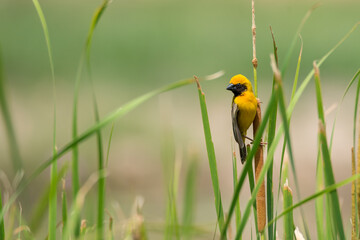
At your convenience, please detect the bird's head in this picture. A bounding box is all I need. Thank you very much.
[226,74,253,96]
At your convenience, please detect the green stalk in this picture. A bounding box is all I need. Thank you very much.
[246,146,259,239]
[267,27,278,240]
[194,77,226,235]
[31,1,57,239]
[231,146,241,234]
[70,1,110,238]
[283,181,294,240]
[62,180,68,239]
[315,144,324,240]
[0,191,4,240]
[314,62,345,239]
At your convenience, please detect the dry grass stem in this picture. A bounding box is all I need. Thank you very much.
[251,0,257,68]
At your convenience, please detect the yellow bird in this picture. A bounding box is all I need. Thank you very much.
[226,74,257,163]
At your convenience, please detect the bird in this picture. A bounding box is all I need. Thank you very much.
[226,74,258,164]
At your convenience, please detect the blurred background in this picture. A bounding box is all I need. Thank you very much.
[0,0,360,238]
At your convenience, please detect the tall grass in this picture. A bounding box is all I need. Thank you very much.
[31,1,58,239]
[1,1,360,239]
[194,76,226,236]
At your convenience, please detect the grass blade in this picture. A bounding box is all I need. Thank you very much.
[283,180,294,240]
[31,1,58,239]
[62,179,67,239]
[231,145,241,233]
[272,54,311,238]
[194,77,226,236]
[0,190,4,240]
[315,143,324,240]
[0,49,23,173]
[314,62,345,239]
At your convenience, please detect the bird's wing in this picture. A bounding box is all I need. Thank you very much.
[231,102,247,163]
[231,102,242,144]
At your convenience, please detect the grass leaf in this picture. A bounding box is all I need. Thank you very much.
[283,180,294,240]
[314,62,345,239]
[194,77,226,236]
[31,1,58,239]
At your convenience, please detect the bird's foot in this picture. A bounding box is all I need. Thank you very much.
[245,136,267,146]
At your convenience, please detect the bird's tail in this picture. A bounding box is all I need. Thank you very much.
[239,144,247,164]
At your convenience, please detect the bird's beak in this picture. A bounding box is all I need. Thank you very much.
[226,83,235,91]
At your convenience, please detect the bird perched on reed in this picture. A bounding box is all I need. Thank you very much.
[226,74,257,163]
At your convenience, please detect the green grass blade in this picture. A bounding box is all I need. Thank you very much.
[272,55,311,238]
[266,27,279,240]
[62,180,68,239]
[246,148,259,239]
[221,92,278,239]
[105,123,115,168]
[0,71,224,225]
[77,2,110,238]
[0,48,23,173]
[315,143,324,240]
[194,77,225,236]
[283,181,294,240]
[314,62,345,239]
[231,146,241,233]
[0,190,4,240]
[353,74,360,147]
[183,154,198,239]
[269,173,360,226]
[31,1,58,239]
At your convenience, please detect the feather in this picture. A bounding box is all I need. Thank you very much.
[231,102,247,163]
